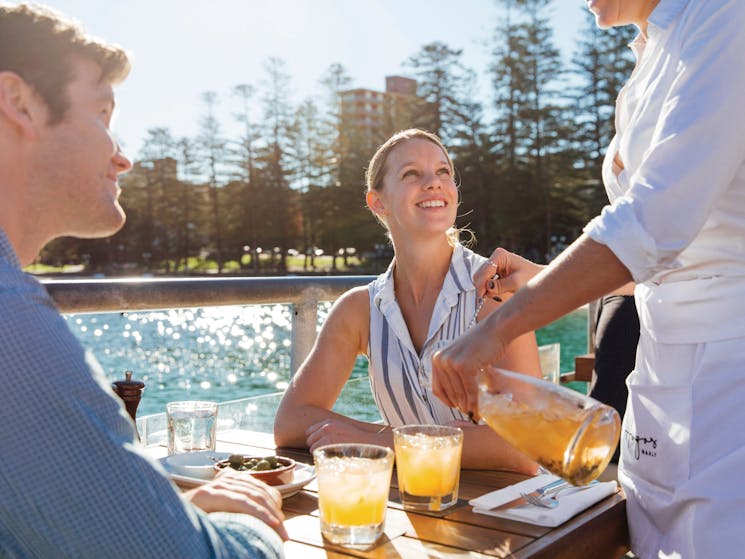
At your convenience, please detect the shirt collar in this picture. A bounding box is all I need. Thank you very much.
[372,243,477,354]
[629,33,647,60]
[0,226,21,269]
[373,259,396,311]
[441,243,475,303]
[373,243,474,312]
[630,0,687,60]
[648,0,688,33]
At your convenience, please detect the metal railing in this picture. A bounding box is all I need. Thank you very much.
[43,275,596,378]
[42,276,374,374]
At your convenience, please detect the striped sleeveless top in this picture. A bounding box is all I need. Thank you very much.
[366,244,486,426]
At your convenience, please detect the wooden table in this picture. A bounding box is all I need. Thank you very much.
[153,429,630,558]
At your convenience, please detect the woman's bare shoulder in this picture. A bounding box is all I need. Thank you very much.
[333,285,370,314]
[323,286,371,351]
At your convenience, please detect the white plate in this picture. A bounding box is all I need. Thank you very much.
[159,453,316,499]
[162,450,225,480]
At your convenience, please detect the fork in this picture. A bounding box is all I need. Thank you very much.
[521,481,598,509]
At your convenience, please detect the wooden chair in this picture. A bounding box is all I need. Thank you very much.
[560,353,595,384]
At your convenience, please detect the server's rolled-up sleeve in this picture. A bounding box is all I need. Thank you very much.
[584,2,745,284]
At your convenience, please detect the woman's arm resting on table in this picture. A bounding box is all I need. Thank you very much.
[432,235,632,415]
[305,417,393,452]
[273,287,375,449]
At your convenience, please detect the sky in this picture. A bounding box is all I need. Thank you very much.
[28,0,589,157]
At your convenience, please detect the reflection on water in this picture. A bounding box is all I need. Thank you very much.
[66,304,587,419]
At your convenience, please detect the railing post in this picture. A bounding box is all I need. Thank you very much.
[291,299,318,375]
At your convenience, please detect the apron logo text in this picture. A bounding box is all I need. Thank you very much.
[624,429,657,460]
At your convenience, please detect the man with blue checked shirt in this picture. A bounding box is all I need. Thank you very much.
[0,3,286,557]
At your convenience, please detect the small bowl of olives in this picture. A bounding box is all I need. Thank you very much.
[214,454,296,485]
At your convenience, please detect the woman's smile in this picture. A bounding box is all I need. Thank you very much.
[416,198,447,209]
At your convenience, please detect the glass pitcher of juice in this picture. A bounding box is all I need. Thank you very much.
[477,367,620,485]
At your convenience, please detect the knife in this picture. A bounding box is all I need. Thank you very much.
[486,478,569,512]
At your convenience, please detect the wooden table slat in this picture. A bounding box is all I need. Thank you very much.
[402,509,534,558]
[284,513,515,559]
[444,506,550,539]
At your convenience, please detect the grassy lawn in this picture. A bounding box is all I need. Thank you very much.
[26,254,368,275]
[25,263,86,274]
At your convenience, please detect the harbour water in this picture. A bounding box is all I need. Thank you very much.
[66,304,589,424]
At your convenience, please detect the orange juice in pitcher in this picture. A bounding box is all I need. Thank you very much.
[478,367,620,485]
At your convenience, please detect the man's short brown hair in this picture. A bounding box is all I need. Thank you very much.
[0,2,131,123]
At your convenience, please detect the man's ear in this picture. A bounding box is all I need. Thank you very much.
[366,189,387,217]
[0,72,45,139]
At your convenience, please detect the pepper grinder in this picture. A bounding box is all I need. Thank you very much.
[112,370,145,438]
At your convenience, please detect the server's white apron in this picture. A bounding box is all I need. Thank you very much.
[619,279,745,558]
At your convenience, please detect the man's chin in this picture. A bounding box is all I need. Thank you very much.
[69,209,126,239]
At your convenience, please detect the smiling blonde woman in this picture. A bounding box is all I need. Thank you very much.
[274,129,541,472]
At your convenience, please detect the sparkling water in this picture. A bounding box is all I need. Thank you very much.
[65,304,587,419]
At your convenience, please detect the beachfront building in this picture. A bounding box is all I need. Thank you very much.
[340,75,422,143]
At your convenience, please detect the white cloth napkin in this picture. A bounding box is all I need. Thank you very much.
[469,474,618,527]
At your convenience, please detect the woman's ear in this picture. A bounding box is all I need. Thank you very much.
[0,72,44,140]
[366,189,387,216]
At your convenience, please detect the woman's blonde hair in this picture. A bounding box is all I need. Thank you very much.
[365,128,472,247]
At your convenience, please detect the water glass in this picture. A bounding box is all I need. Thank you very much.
[393,424,463,511]
[166,401,218,455]
[478,367,620,485]
[313,444,394,549]
[538,343,561,384]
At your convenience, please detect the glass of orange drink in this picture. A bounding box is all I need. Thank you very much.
[312,444,394,548]
[393,425,463,511]
[478,367,621,486]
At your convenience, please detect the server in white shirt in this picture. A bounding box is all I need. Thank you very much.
[432,1,745,557]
